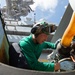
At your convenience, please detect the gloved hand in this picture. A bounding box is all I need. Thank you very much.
[47,39,61,62]
[55,38,61,48]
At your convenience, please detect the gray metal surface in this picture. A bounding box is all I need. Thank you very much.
[7,35,27,43]
[5,26,31,32]
[0,62,75,75]
[51,4,73,43]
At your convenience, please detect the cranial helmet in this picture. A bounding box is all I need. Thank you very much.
[31,21,50,35]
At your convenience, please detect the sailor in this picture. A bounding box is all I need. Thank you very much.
[9,21,60,72]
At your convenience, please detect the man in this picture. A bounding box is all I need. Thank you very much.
[19,21,60,71]
[9,21,60,72]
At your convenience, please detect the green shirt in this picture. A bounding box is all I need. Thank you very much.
[19,34,56,72]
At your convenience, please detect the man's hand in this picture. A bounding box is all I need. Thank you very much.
[55,38,61,48]
[54,63,60,71]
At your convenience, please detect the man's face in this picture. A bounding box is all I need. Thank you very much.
[36,33,48,44]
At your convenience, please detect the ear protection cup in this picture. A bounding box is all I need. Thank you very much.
[31,26,39,34]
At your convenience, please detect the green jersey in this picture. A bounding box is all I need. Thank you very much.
[19,34,56,72]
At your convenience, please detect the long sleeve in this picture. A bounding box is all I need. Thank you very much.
[20,42,55,72]
[43,42,56,49]
[19,35,55,72]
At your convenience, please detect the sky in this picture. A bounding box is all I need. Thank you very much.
[0,0,69,25]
